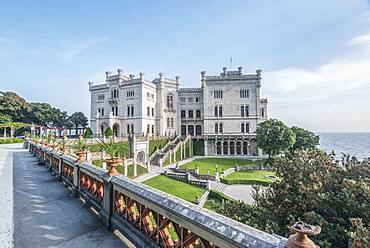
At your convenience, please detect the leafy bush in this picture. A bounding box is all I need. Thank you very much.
[84,127,93,138]
[104,127,113,138]
[0,138,23,144]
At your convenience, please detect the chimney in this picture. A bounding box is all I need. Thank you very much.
[139,72,144,81]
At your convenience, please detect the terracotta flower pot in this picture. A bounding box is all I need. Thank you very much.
[75,151,86,163]
[105,158,122,176]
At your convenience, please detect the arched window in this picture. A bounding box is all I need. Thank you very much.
[245,106,249,117]
[216,141,222,155]
[241,106,244,117]
[215,123,218,133]
[219,123,223,133]
[188,110,193,118]
[246,123,250,133]
[167,118,170,127]
[236,141,242,155]
[214,106,218,116]
[230,141,235,155]
[243,141,249,155]
[223,141,228,155]
[219,106,223,117]
[170,118,174,127]
[167,94,173,109]
[241,123,245,133]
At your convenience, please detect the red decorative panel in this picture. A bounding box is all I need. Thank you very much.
[113,191,218,248]
[79,172,104,203]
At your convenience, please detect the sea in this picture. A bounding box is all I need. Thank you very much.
[317,132,370,159]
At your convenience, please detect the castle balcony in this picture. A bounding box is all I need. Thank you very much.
[108,97,119,104]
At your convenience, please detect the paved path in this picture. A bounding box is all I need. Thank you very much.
[0,144,17,248]
[223,184,255,204]
[0,143,132,248]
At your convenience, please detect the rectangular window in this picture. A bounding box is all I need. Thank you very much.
[127,91,134,98]
[167,118,170,127]
[127,106,130,116]
[188,110,193,118]
[195,97,200,102]
[261,108,265,117]
[240,89,249,98]
[127,125,130,134]
[180,97,186,103]
[97,95,104,101]
[147,124,150,134]
[147,107,150,116]
[214,90,223,99]
[188,97,193,103]
[170,118,174,127]
[196,110,201,118]
[151,94,154,99]
[151,108,154,117]
[131,106,134,116]
[181,110,186,118]
[147,92,150,98]
[151,125,154,134]
[131,124,134,134]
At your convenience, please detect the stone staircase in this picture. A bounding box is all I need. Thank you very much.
[149,136,182,166]
[211,181,227,193]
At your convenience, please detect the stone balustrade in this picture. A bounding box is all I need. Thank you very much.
[29,142,293,248]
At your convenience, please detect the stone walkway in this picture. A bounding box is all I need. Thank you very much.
[0,144,16,248]
[0,143,132,248]
[223,184,255,203]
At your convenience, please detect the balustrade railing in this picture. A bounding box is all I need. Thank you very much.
[28,141,289,248]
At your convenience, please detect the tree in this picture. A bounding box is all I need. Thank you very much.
[0,91,31,122]
[256,119,295,158]
[68,112,88,136]
[291,126,320,151]
[253,150,370,247]
[84,127,93,138]
[28,102,63,126]
[104,127,113,138]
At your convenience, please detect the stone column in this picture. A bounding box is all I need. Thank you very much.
[124,160,128,177]
[204,138,208,156]
[147,160,151,172]
[3,127,6,138]
[133,163,137,177]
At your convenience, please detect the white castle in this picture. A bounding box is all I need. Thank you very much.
[89,66,268,156]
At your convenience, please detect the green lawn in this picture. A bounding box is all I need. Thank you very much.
[180,158,260,175]
[91,159,147,179]
[221,170,276,185]
[143,175,206,204]
[87,141,131,158]
[149,138,169,156]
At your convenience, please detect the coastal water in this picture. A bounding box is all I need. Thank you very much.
[317,133,370,159]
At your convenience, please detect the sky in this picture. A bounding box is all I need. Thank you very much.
[0,0,370,132]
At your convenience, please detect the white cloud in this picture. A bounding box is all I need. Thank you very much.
[58,38,108,62]
[264,33,370,106]
[262,33,370,131]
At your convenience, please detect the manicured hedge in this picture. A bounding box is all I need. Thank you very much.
[220,178,271,186]
[0,138,23,144]
[192,139,204,156]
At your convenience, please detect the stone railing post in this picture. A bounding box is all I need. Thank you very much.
[73,161,80,197]
[123,160,128,177]
[101,174,113,229]
[159,158,163,168]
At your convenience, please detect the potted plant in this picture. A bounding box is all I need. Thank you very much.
[97,137,122,176]
[73,136,87,162]
[59,135,68,154]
